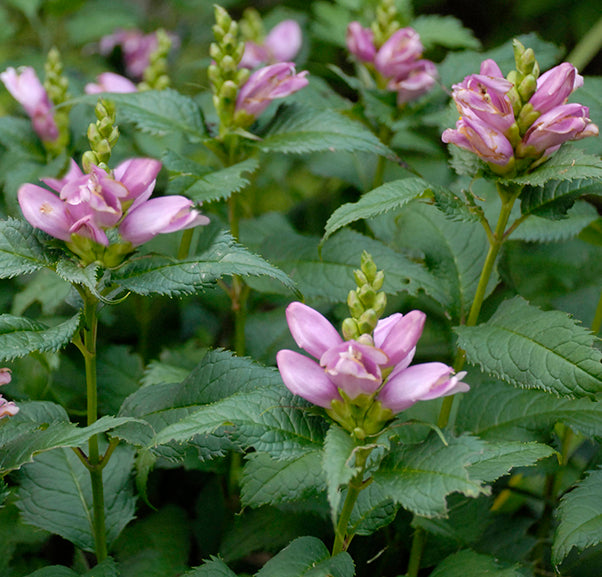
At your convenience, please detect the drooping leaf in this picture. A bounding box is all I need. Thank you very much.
[0,313,81,363]
[17,445,136,551]
[430,550,524,577]
[553,468,602,563]
[455,297,602,397]
[373,434,488,518]
[111,231,297,297]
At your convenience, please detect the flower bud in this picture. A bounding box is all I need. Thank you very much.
[342,317,360,340]
[517,74,537,103]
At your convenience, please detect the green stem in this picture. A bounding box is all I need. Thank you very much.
[177,228,195,260]
[81,292,108,564]
[591,288,602,335]
[566,15,602,71]
[406,527,426,577]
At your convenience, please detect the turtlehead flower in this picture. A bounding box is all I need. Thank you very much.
[346,22,376,63]
[276,302,468,417]
[0,66,59,141]
[235,62,308,120]
[373,28,424,79]
[240,20,303,69]
[85,72,138,94]
[529,62,584,115]
[0,368,19,419]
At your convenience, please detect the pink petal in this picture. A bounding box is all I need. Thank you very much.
[285,302,343,359]
[18,184,73,241]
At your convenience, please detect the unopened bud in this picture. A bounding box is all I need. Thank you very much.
[210,43,222,61]
[358,284,376,307]
[342,317,360,340]
[358,309,378,334]
[518,48,536,75]
[372,270,385,291]
[373,292,387,316]
[353,269,368,287]
[347,289,364,318]
[517,103,541,134]
[360,251,378,281]
[517,74,537,103]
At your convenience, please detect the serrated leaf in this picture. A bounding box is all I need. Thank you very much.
[455,297,602,397]
[256,536,355,577]
[520,178,602,219]
[183,558,237,577]
[17,445,136,551]
[0,218,55,279]
[322,177,435,242]
[505,146,602,187]
[413,15,481,50]
[165,154,260,203]
[11,269,71,316]
[255,103,395,159]
[456,379,602,441]
[25,568,78,577]
[55,259,101,294]
[349,482,398,536]
[430,550,523,577]
[0,313,81,363]
[241,450,324,508]
[553,468,602,563]
[468,440,556,482]
[373,434,488,518]
[111,231,297,297]
[78,90,207,141]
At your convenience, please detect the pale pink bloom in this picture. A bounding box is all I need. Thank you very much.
[374,27,424,79]
[240,20,303,69]
[85,72,138,94]
[236,62,309,118]
[0,66,58,141]
[0,368,19,419]
[100,29,159,79]
[529,62,584,115]
[346,22,376,63]
[388,59,438,105]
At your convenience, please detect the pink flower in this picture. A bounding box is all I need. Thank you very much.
[240,20,303,69]
[85,72,138,94]
[387,59,438,105]
[529,62,584,115]
[346,22,376,63]
[235,62,309,118]
[0,66,58,141]
[0,368,19,419]
[276,302,466,414]
[100,29,159,79]
[374,28,424,79]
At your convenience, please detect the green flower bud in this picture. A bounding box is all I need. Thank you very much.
[517,74,537,103]
[372,270,385,291]
[353,269,368,287]
[357,284,376,307]
[517,102,541,134]
[373,292,387,317]
[358,309,378,334]
[347,289,364,318]
[342,317,360,340]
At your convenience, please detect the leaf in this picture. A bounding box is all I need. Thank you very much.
[0,313,81,363]
[553,468,602,563]
[17,445,136,551]
[240,450,325,508]
[456,379,602,442]
[55,259,101,295]
[255,103,395,159]
[111,231,297,297]
[430,550,523,577]
[25,559,120,577]
[165,154,260,203]
[349,482,398,536]
[25,568,78,577]
[183,558,237,577]
[322,177,435,242]
[373,434,488,518]
[255,536,355,577]
[520,178,602,219]
[11,269,71,316]
[455,297,602,397]
[413,15,481,50]
[0,218,55,279]
[78,90,207,141]
[505,146,602,187]
[0,116,44,157]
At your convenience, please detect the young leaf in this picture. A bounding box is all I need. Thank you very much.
[0,218,56,279]
[455,297,602,397]
[255,536,355,577]
[430,550,524,577]
[182,558,237,577]
[373,434,488,518]
[553,468,602,564]
[17,445,136,551]
[255,103,396,160]
[111,231,297,297]
[0,313,81,363]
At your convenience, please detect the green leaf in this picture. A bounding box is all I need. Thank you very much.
[11,269,71,316]
[413,15,481,50]
[241,450,325,508]
[25,568,78,577]
[505,146,602,187]
[25,559,119,577]
[165,154,260,203]
[553,468,602,563]
[456,379,602,442]
[255,104,395,159]
[322,177,435,242]
[349,482,398,536]
[112,231,297,297]
[373,434,488,518]
[256,536,355,577]
[0,117,44,157]
[183,558,237,577]
[0,313,81,363]
[78,90,207,141]
[430,550,523,577]
[55,259,101,295]
[455,297,602,397]
[17,445,136,551]
[0,218,55,279]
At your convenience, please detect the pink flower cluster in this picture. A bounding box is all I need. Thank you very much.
[277,302,468,414]
[442,60,598,172]
[0,369,18,419]
[0,67,58,142]
[85,72,137,95]
[18,158,209,250]
[346,23,437,104]
[240,20,303,69]
[100,29,162,79]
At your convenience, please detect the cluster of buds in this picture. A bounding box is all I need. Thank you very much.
[82,99,120,173]
[276,253,468,438]
[0,369,18,419]
[43,48,71,153]
[442,40,599,176]
[346,0,437,105]
[239,8,303,69]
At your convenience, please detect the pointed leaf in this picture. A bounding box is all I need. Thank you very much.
[349,482,398,536]
[553,468,602,563]
[0,313,81,362]
[430,550,524,577]
[455,297,602,397]
[183,558,237,577]
[413,15,480,50]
